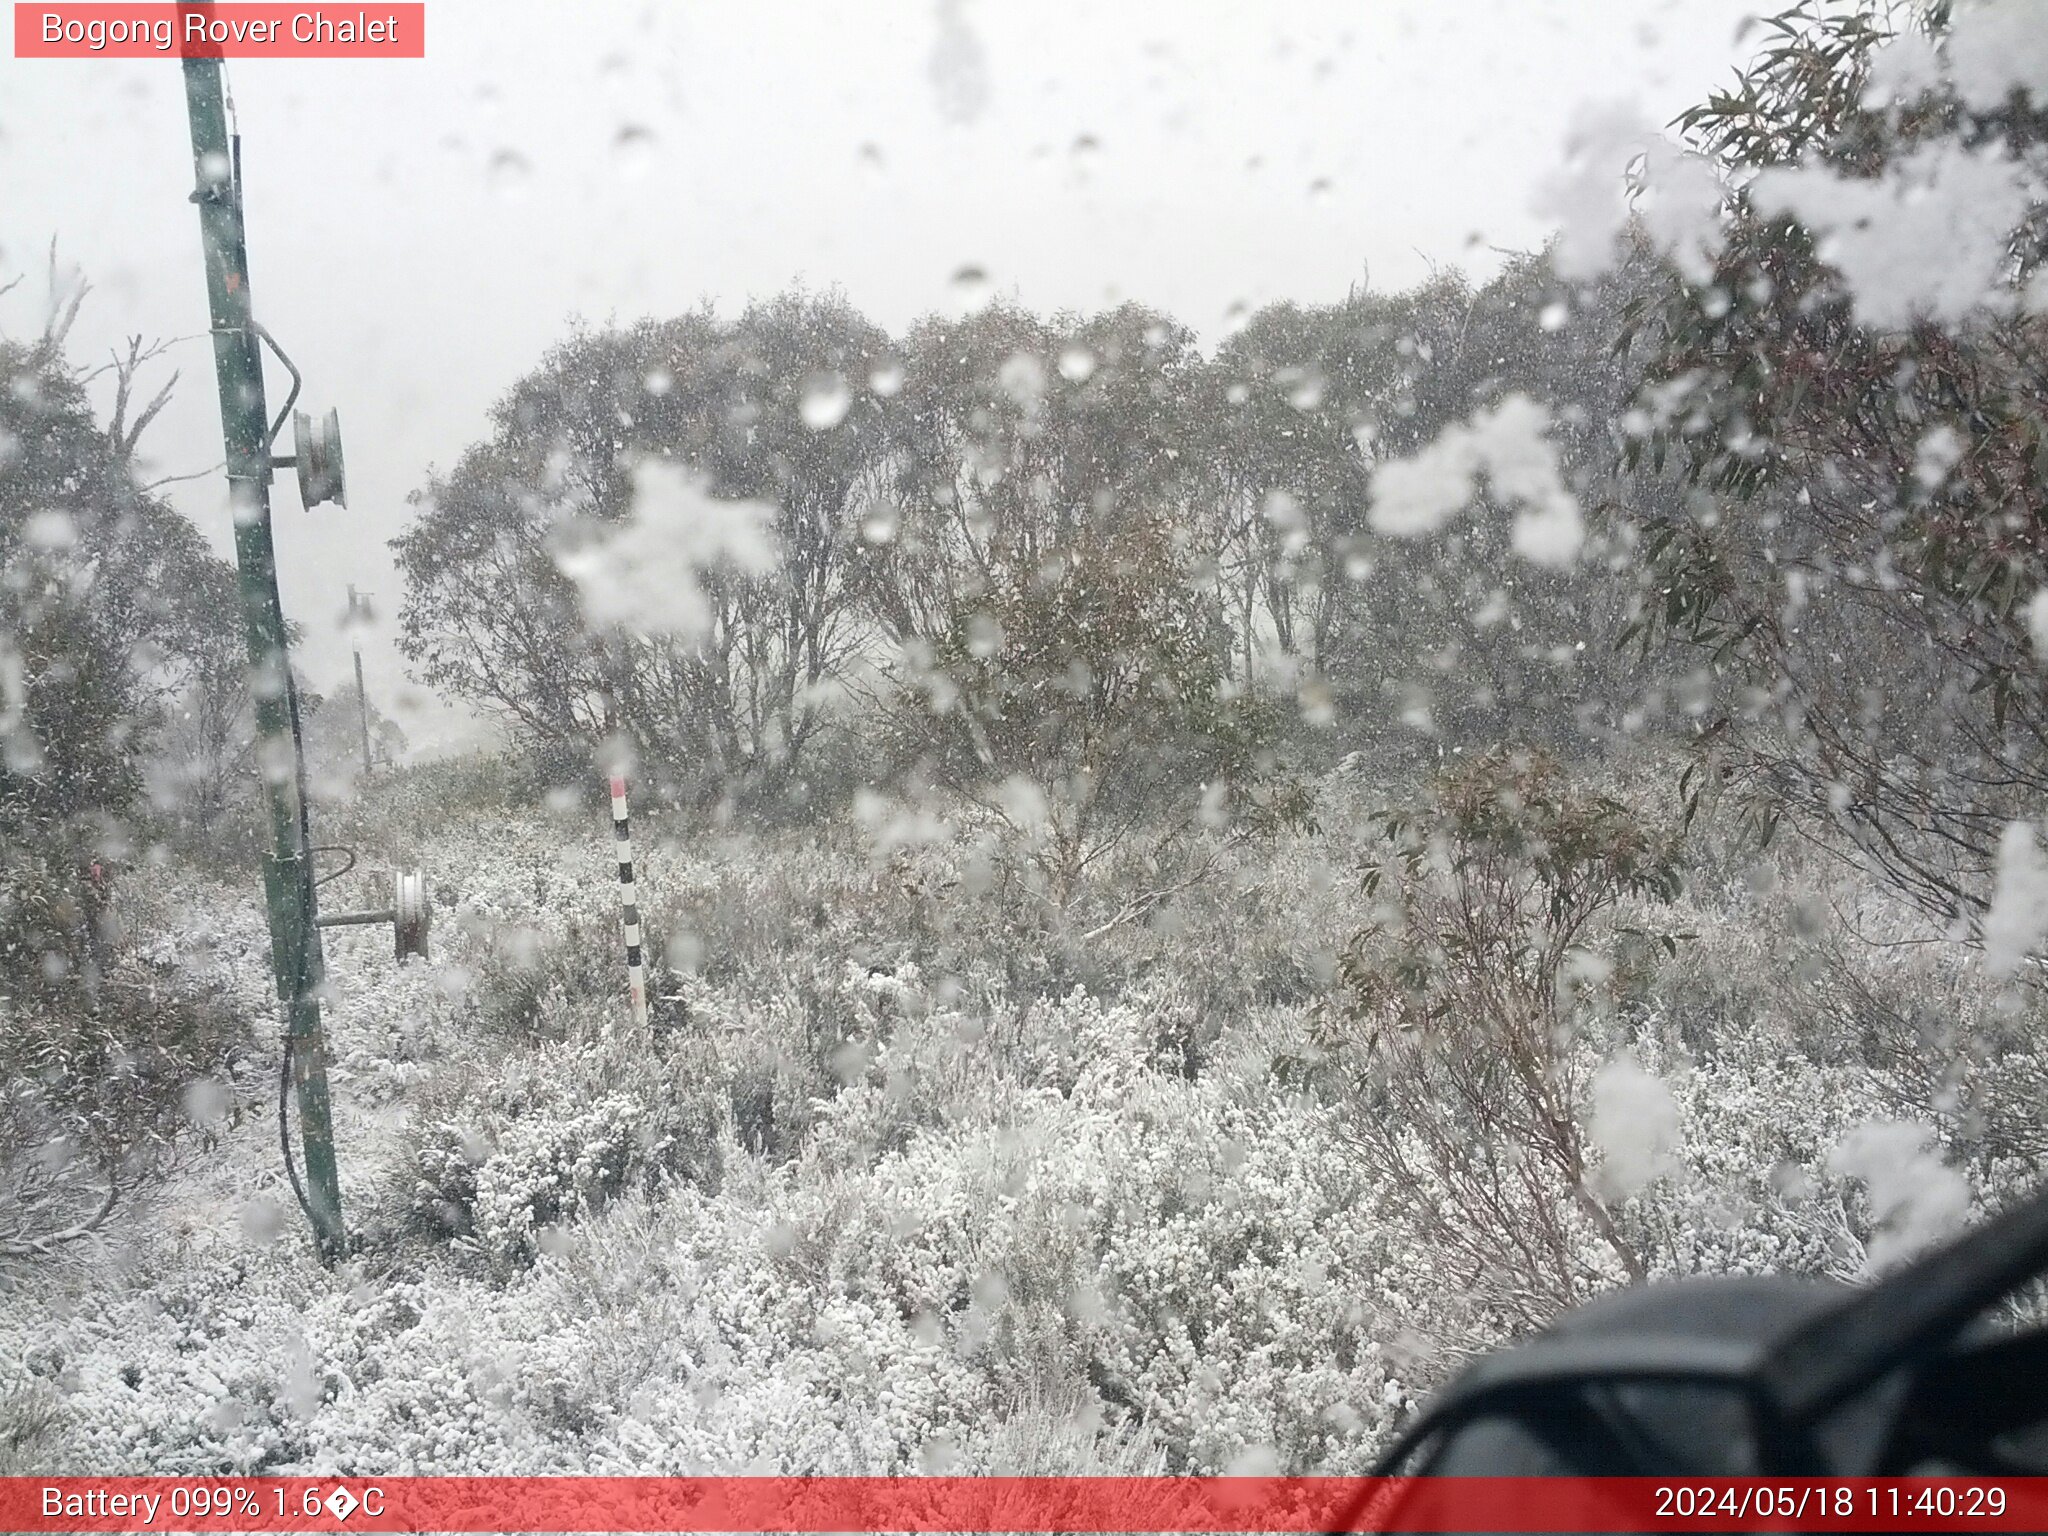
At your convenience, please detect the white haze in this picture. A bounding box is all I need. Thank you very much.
[0,0,1760,754]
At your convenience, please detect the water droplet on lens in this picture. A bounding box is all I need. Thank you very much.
[1057,346,1096,383]
[612,124,655,180]
[947,264,993,317]
[870,362,905,397]
[800,372,852,430]
[488,148,532,200]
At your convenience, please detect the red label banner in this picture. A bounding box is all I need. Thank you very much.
[14,4,425,58]
[2,1476,2045,1532]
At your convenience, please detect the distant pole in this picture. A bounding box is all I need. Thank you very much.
[347,585,373,776]
[182,53,345,1261]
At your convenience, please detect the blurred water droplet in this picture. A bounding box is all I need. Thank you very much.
[800,372,852,431]
[951,264,991,301]
[183,1078,232,1126]
[862,507,899,544]
[1071,132,1101,159]
[1287,373,1325,411]
[666,931,704,973]
[241,1197,287,1246]
[1299,678,1336,727]
[858,141,886,173]
[928,0,990,124]
[870,362,905,397]
[998,351,1046,409]
[966,612,1003,659]
[612,123,655,180]
[24,510,77,550]
[1057,345,1096,383]
[1539,300,1568,332]
[487,148,532,200]
[643,367,674,396]
[1309,176,1333,202]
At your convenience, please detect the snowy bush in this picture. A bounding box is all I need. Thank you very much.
[403,1034,722,1277]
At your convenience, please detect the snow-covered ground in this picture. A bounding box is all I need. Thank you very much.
[0,775,2030,1476]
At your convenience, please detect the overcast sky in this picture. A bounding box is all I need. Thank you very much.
[0,0,1760,753]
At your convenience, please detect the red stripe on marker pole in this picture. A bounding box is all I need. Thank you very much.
[5,1477,2047,1532]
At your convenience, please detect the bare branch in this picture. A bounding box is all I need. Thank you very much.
[138,458,226,493]
[40,239,88,354]
[0,1175,119,1260]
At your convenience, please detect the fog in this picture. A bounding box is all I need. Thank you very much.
[1,0,1755,752]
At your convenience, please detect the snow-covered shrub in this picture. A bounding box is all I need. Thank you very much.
[1326,748,1685,1320]
[0,1382,65,1473]
[403,1034,722,1276]
[12,749,2047,1481]
[418,1092,640,1274]
[2,957,248,1260]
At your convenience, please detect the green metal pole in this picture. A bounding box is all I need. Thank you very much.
[181,56,346,1261]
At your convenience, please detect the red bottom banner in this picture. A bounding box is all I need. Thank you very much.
[3,1476,2045,1533]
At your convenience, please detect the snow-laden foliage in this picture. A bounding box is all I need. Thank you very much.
[12,0,2048,1485]
[6,756,2038,1475]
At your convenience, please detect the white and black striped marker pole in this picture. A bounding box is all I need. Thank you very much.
[609,771,650,1031]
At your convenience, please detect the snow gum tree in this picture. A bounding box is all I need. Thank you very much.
[1327,747,1685,1325]
[394,293,890,806]
[1621,0,2048,936]
[859,303,1306,925]
[0,312,247,1259]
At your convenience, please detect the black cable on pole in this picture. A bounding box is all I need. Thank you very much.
[277,656,328,1249]
[278,1028,314,1232]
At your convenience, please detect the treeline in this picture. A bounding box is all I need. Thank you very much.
[9,7,2041,949]
[394,252,1701,823]
[396,0,2048,948]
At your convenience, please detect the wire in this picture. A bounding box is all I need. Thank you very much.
[309,844,358,889]
[278,1026,312,1231]
[276,659,333,1256]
